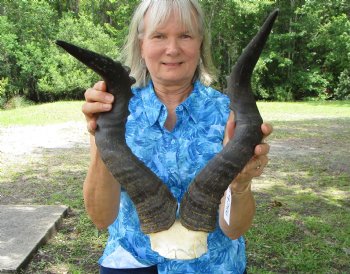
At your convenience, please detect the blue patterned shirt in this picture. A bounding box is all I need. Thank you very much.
[99,80,247,273]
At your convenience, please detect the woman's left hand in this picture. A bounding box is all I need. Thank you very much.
[223,111,273,192]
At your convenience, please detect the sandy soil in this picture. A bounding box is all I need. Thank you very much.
[0,122,90,166]
[1,119,349,175]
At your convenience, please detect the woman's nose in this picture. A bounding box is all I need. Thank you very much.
[165,38,180,56]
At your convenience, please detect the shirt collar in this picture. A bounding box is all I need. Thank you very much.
[181,80,201,124]
[141,80,204,127]
[141,81,164,126]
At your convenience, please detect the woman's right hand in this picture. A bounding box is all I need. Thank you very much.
[82,81,114,135]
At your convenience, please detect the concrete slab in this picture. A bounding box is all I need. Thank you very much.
[0,205,68,273]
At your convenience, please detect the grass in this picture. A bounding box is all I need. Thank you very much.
[258,100,350,121]
[247,100,350,273]
[1,100,349,126]
[0,100,84,126]
[1,100,349,273]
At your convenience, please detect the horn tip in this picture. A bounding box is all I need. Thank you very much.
[55,40,71,50]
[55,40,65,46]
[271,8,280,18]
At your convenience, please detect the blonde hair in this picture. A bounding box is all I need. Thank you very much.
[122,0,217,87]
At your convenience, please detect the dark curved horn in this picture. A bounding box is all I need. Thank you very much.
[179,9,279,232]
[56,40,177,234]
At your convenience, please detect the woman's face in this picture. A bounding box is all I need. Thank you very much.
[140,11,202,88]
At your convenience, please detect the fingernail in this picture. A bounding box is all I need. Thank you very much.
[256,146,262,154]
[105,94,114,102]
[103,104,111,110]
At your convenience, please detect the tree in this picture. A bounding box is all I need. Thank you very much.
[78,0,139,48]
[248,0,350,100]
[200,0,276,91]
[0,15,18,103]
[38,13,119,100]
[334,69,350,100]
[1,0,59,102]
[1,0,349,104]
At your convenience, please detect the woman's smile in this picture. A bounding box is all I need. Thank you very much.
[162,61,184,67]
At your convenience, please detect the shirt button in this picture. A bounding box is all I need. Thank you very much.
[177,105,183,111]
[171,139,176,145]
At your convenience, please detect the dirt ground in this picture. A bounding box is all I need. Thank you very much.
[1,118,349,193]
[0,119,350,178]
[0,116,349,273]
[1,117,349,208]
[0,122,89,166]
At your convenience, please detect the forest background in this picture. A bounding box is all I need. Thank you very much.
[0,0,349,108]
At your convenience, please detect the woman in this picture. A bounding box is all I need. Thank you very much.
[83,0,272,273]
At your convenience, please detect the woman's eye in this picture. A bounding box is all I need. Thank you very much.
[153,34,164,39]
[181,34,192,39]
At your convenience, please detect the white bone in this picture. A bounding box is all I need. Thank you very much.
[149,220,208,259]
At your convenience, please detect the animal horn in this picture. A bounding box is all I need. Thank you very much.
[56,40,177,234]
[179,9,279,232]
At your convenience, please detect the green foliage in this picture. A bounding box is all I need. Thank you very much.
[305,12,350,99]
[79,0,139,48]
[3,96,34,110]
[0,16,16,75]
[1,0,58,102]
[0,0,349,103]
[0,16,18,101]
[38,14,118,101]
[0,78,9,108]
[293,69,330,101]
[244,0,350,100]
[200,0,275,90]
[334,69,350,100]
[102,0,140,48]
[0,0,118,105]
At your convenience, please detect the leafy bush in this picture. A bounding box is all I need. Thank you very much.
[334,69,350,100]
[288,69,331,101]
[37,14,119,101]
[1,0,349,102]
[4,96,34,110]
[0,78,9,108]
[0,16,18,103]
[0,0,59,102]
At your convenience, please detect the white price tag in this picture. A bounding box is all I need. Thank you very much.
[224,186,232,225]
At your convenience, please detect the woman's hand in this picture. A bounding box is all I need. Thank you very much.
[82,81,114,135]
[82,82,121,229]
[223,111,273,192]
